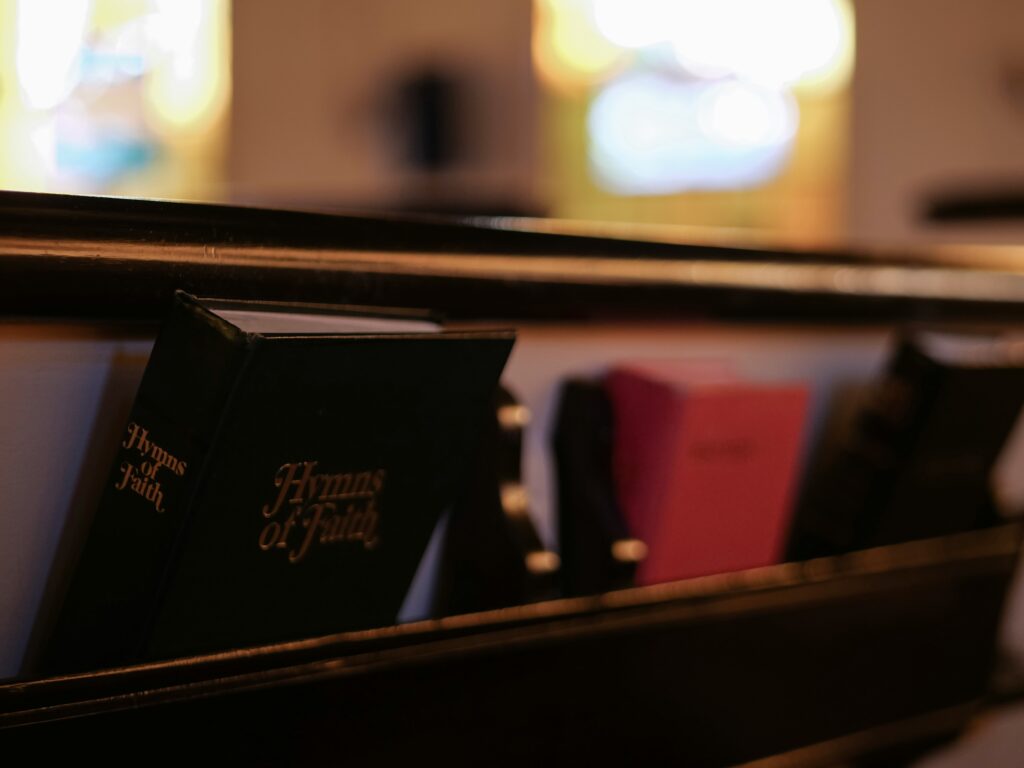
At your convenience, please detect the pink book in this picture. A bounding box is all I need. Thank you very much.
[606,363,809,585]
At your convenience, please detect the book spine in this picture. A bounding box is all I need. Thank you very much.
[606,368,687,547]
[871,362,1024,544]
[435,387,558,615]
[554,379,639,596]
[787,339,941,559]
[38,294,251,673]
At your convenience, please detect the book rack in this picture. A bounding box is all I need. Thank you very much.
[2,192,1024,764]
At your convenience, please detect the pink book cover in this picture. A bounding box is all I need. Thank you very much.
[606,363,809,585]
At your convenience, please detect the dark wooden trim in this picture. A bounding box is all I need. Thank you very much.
[4,191,1024,323]
[3,527,1017,729]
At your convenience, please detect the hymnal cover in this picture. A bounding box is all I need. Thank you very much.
[788,333,1024,559]
[607,362,809,585]
[553,379,642,596]
[41,292,514,672]
[434,388,560,615]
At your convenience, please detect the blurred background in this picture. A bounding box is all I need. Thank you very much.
[1,0,1023,246]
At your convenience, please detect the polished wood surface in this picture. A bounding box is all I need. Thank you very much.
[2,527,1017,767]
[2,191,1024,323]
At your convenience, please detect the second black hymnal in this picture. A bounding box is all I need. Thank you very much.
[788,332,1024,558]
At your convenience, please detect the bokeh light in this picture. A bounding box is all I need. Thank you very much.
[534,0,852,198]
[591,0,674,50]
[0,0,230,197]
[588,74,796,194]
[15,0,91,110]
[533,0,628,94]
[667,0,852,92]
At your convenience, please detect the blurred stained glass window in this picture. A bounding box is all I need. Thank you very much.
[0,0,230,199]
[533,0,854,243]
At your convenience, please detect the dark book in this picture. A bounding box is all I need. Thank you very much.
[40,292,513,673]
[434,388,560,615]
[788,333,1024,559]
[553,379,643,596]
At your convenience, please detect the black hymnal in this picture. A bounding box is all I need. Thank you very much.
[41,292,513,673]
[788,332,1024,559]
[434,388,559,615]
[553,379,641,596]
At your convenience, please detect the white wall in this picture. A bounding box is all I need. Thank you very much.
[0,326,152,676]
[229,0,538,211]
[850,0,1024,244]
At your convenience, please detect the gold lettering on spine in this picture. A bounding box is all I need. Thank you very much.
[257,460,386,563]
[113,422,185,514]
